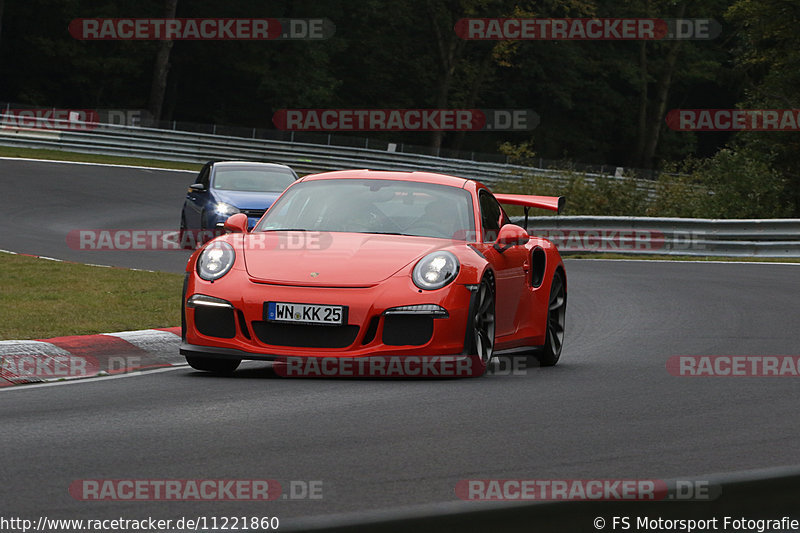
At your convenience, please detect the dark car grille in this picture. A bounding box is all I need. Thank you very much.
[382,315,433,346]
[241,209,266,218]
[194,307,236,339]
[252,321,359,348]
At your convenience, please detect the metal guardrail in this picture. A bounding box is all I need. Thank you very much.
[0,103,662,175]
[0,115,648,187]
[515,216,800,258]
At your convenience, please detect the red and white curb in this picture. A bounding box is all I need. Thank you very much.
[0,327,183,387]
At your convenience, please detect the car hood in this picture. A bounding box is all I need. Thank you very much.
[242,232,448,287]
[213,189,282,210]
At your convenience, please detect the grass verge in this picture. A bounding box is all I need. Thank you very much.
[1,247,796,341]
[0,145,202,171]
[0,252,182,340]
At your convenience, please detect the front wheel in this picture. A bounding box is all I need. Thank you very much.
[467,276,496,377]
[179,213,193,249]
[185,355,241,374]
[534,271,566,367]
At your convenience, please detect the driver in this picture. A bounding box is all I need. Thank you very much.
[417,199,459,238]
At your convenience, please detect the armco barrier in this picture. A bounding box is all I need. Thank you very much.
[3,117,797,258]
[0,114,650,187]
[516,216,800,258]
[284,465,800,532]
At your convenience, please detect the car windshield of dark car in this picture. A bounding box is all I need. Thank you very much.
[255,179,475,240]
[212,168,295,193]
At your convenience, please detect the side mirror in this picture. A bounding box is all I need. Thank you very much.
[493,224,529,252]
[224,213,248,233]
[189,183,206,192]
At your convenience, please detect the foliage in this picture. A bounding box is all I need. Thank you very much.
[497,148,790,219]
[0,0,797,217]
[688,148,791,218]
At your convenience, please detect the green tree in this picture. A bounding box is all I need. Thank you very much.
[0,0,5,64]
[726,0,800,214]
[148,0,178,122]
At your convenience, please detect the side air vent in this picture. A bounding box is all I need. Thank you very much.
[531,247,546,288]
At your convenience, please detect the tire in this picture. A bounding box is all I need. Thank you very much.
[179,214,192,249]
[185,355,241,374]
[467,276,496,377]
[197,210,208,245]
[534,270,566,367]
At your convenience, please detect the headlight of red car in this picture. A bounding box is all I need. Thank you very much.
[412,251,460,290]
[197,241,235,281]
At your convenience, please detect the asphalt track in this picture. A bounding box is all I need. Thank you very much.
[1,158,195,272]
[2,159,800,528]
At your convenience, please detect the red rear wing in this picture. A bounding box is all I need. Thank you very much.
[494,193,565,214]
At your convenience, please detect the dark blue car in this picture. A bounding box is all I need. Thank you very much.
[180,161,298,242]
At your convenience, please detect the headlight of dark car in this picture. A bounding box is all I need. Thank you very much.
[215,202,241,217]
[197,241,235,281]
[412,251,459,290]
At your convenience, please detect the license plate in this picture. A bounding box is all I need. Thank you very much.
[265,302,346,325]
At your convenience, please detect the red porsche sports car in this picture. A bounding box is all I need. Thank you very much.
[180,170,566,377]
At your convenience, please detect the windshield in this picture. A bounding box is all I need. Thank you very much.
[212,168,295,193]
[255,179,475,239]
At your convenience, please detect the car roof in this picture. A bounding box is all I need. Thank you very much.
[211,161,294,170]
[300,169,470,188]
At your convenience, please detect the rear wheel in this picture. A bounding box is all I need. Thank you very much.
[534,271,566,367]
[185,355,241,374]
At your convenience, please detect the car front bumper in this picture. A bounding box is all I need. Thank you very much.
[183,274,476,360]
